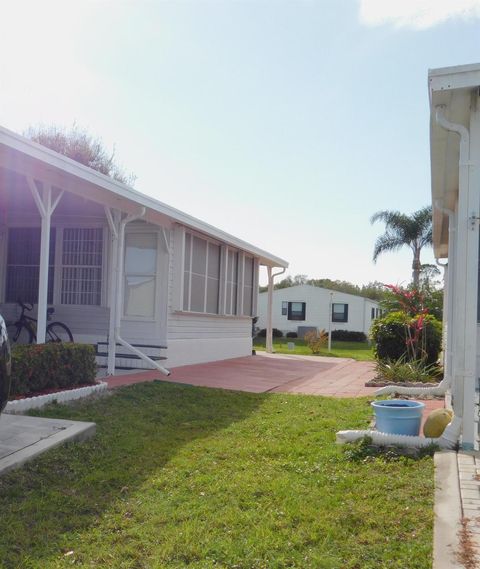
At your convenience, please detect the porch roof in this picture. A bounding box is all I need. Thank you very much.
[429,63,480,258]
[0,125,288,269]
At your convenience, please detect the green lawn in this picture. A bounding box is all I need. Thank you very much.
[0,382,432,568]
[254,338,375,361]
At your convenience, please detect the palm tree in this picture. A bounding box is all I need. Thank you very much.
[370,206,433,287]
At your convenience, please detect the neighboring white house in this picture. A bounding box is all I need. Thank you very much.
[0,125,288,372]
[256,284,380,337]
[429,62,480,450]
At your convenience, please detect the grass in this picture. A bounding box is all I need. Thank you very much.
[254,337,375,361]
[0,382,433,568]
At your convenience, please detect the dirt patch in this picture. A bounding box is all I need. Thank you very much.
[457,517,479,569]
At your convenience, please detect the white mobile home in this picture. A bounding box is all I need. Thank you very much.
[257,284,380,337]
[0,126,288,372]
[429,63,480,449]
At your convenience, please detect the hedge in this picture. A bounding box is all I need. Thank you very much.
[331,330,367,342]
[256,328,283,338]
[10,343,97,397]
[370,311,442,365]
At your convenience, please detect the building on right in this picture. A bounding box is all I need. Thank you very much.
[429,62,480,449]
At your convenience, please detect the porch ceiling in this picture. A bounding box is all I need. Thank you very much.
[0,126,288,268]
[429,63,480,258]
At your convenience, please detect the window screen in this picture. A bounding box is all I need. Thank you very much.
[61,228,103,305]
[6,227,55,304]
[225,250,238,315]
[242,255,255,316]
[183,233,220,314]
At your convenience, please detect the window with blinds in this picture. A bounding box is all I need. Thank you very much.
[124,233,157,318]
[6,227,55,304]
[61,228,103,305]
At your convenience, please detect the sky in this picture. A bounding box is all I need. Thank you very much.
[1,0,479,287]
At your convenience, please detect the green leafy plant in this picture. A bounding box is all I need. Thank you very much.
[286,331,298,338]
[10,343,97,396]
[374,356,442,384]
[304,329,328,354]
[370,310,442,365]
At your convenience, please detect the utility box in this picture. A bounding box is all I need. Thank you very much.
[297,326,317,339]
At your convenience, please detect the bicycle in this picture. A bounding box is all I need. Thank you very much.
[6,300,74,344]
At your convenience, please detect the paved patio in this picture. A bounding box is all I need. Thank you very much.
[106,352,379,396]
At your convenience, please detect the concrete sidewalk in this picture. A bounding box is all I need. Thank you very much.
[0,414,95,476]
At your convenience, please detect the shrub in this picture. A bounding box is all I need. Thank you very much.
[331,330,367,342]
[374,356,442,384]
[370,311,442,365]
[286,332,298,338]
[257,328,283,338]
[10,343,97,397]
[304,329,328,355]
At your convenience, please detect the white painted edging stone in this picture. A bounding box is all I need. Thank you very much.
[4,382,108,414]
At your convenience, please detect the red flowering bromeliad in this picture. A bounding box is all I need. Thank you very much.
[383,284,427,317]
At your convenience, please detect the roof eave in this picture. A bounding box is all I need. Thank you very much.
[0,125,288,268]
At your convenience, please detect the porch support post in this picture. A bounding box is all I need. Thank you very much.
[266,267,273,353]
[266,266,286,354]
[105,207,120,375]
[26,177,64,344]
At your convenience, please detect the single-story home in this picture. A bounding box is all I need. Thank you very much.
[429,62,480,449]
[0,125,288,373]
[256,284,380,337]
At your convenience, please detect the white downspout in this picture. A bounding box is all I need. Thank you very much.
[115,208,171,376]
[435,105,479,449]
[266,266,285,353]
[27,178,63,343]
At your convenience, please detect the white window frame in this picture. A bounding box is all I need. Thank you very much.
[1,220,108,307]
[175,227,259,318]
[183,231,222,315]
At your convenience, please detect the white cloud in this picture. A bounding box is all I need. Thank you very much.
[359,0,480,29]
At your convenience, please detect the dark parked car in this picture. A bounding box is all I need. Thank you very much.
[0,314,11,411]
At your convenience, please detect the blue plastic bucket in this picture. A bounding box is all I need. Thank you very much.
[371,399,425,436]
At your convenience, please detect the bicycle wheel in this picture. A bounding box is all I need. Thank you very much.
[46,322,74,343]
[6,323,34,345]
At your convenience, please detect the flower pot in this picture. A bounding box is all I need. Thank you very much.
[371,399,425,436]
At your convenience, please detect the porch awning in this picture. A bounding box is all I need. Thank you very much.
[0,125,288,269]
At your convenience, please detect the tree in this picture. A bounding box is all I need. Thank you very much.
[370,206,433,287]
[25,123,136,186]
